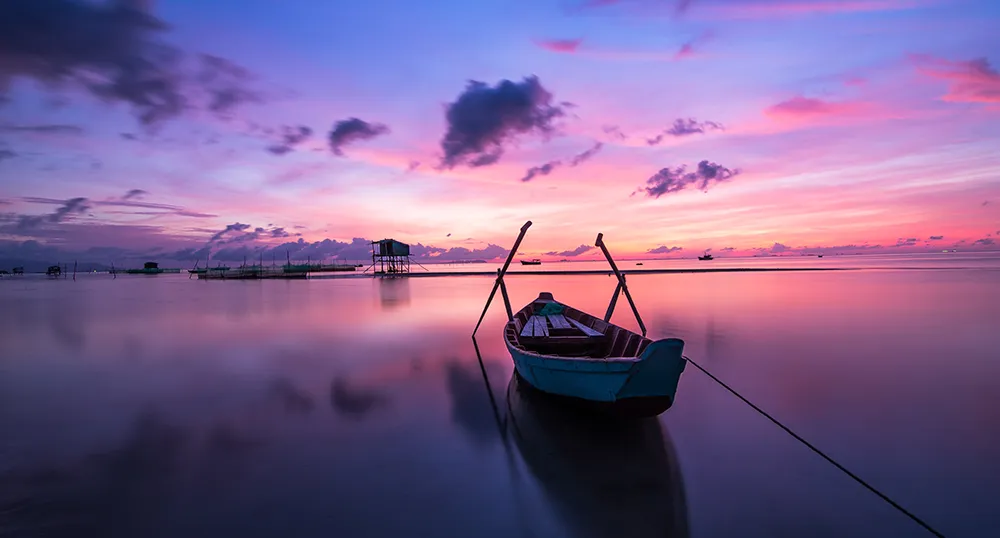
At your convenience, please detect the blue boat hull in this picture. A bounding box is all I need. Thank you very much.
[504,295,686,417]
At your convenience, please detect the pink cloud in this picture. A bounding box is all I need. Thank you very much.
[674,43,696,60]
[698,0,932,19]
[764,96,871,124]
[913,55,1000,106]
[535,39,584,54]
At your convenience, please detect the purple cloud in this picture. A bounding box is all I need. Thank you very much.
[0,124,84,135]
[519,142,603,182]
[267,125,312,155]
[647,245,682,254]
[0,0,261,127]
[440,76,566,169]
[210,222,251,242]
[544,244,594,257]
[328,118,389,156]
[639,160,740,198]
[647,118,724,146]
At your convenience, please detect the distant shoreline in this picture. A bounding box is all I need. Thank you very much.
[310,267,855,279]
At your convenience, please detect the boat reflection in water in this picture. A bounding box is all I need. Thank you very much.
[505,372,689,538]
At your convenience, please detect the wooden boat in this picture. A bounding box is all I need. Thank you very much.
[473,222,687,418]
[698,252,713,261]
[520,258,542,265]
[505,372,689,537]
[505,292,685,417]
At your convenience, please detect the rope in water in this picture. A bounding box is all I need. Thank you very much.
[683,355,946,538]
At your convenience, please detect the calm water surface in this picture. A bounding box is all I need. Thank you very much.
[2,254,999,537]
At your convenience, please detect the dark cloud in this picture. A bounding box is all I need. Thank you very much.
[602,124,628,140]
[327,118,389,156]
[0,148,15,161]
[270,227,289,238]
[519,141,602,182]
[928,235,944,241]
[893,237,918,247]
[15,194,216,222]
[770,242,789,253]
[440,76,566,169]
[406,160,421,172]
[520,161,560,182]
[720,246,735,252]
[195,54,261,115]
[545,244,594,257]
[266,125,312,155]
[647,245,682,254]
[973,238,995,246]
[646,118,723,146]
[983,200,990,206]
[639,160,740,198]
[15,197,91,230]
[0,0,261,127]
[209,222,251,242]
[568,142,603,165]
[122,189,147,200]
[120,132,138,140]
[0,124,84,135]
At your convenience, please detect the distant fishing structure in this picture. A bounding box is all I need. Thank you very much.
[366,239,428,276]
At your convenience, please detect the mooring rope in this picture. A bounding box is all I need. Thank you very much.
[683,355,946,538]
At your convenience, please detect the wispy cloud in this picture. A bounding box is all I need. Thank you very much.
[544,244,593,256]
[0,124,84,135]
[647,245,682,254]
[519,142,603,182]
[535,38,583,53]
[913,55,1000,106]
[267,125,313,155]
[637,160,741,198]
[647,118,723,145]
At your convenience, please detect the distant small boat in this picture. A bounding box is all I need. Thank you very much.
[636,262,644,266]
[697,252,713,261]
[520,259,542,265]
[818,254,824,258]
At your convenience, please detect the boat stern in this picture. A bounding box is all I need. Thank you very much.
[615,338,686,406]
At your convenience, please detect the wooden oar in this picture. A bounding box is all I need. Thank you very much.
[473,221,532,336]
[595,232,647,336]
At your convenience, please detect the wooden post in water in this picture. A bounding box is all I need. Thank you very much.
[473,220,532,336]
[595,233,646,336]
[73,261,77,281]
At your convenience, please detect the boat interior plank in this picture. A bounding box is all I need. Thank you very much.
[566,317,603,337]
[547,314,572,329]
[532,315,550,337]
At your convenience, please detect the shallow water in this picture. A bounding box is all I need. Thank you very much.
[2,255,999,537]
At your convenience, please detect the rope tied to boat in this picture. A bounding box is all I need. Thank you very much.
[682,355,947,538]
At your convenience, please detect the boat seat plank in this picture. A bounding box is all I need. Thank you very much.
[531,315,550,337]
[547,314,572,329]
[520,319,535,337]
[566,317,604,337]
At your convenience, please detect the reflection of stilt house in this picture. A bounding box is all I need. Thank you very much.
[371,239,410,274]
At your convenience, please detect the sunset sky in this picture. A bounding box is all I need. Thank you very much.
[1,0,999,264]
